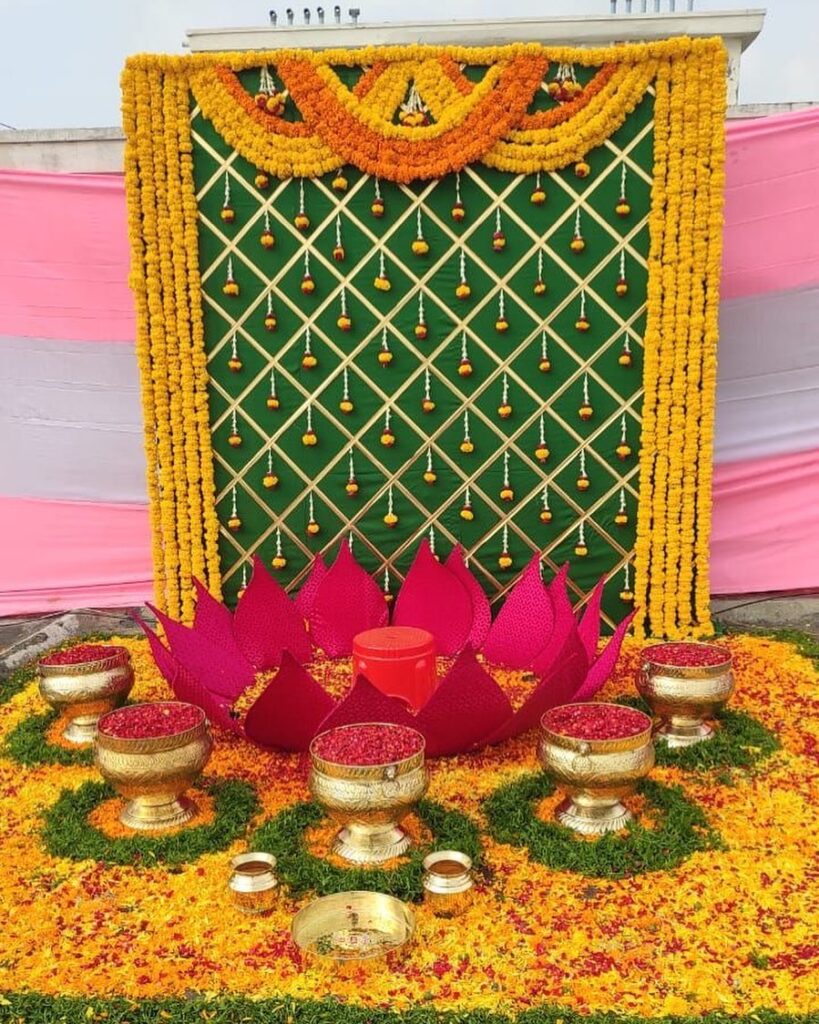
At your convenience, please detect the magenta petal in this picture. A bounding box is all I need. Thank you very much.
[309,542,388,657]
[133,613,239,733]
[295,555,328,619]
[444,546,491,650]
[233,556,312,670]
[482,555,553,668]
[577,576,606,662]
[244,651,336,751]
[192,579,237,651]
[572,609,637,702]
[317,675,419,734]
[148,603,255,701]
[416,647,512,756]
[393,539,473,655]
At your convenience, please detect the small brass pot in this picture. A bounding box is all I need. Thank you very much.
[309,723,428,865]
[638,643,734,747]
[95,702,213,831]
[229,852,278,915]
[538,703,655,835]
[422,850,473,918]
[38,647,133,745]
[292,890,415,963]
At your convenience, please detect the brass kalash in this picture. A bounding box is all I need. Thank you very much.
[38,647,133,744]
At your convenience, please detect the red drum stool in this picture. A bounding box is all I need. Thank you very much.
[352,627,438,712]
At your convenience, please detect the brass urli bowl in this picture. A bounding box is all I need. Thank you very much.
[538,703,655,835]
[94,702,213,831]
[637,643,734,747]
[291,891,415,963]
[38,647,134,744]
[308,723,428,865]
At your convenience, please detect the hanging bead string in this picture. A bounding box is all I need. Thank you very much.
[230,409,238,435]
[501,522,509,552]
[267,448,274,474]
[501,372,509,407]
[230,484,238,518]
[426,447,433,473]
[619,486,627,512]
[418,291,425,322]
[240,562,248,590]
[226,255,234,281]
[578,520,586,545]
[620,163,627,196]
[459,249,467,283]
[304,324,312,355]
[541,331,548,361]
[342,366,350,400]
[383,565,391,598]
[335,213,342,248]
[574,208,581,236]
[416,207,423,239]
[223,172,231,206]
[348,531,354,551]
[384,406,391,432]
[580,289,586,319]
[260,65,275,93]
[455,171,462,205]
[378,250,386,278]
[503,451,510,487]
[308,492,315,522]
[231,333,238,359]
[298,178,305,214]
[498,290,505,319]
[583,373,590,404]
[386,483,394,517]
[623,334,631,356]
[463,409,471,441]
[495,208,502,233]
[423,367,431,402]
[275,526,283,557]
[621,412,628,443]
[305,404,313,432]
[340,285,347,316]
[536,170,542,191]
[464,483,472,506]
[537,249,544,279]
[620,248,626,279]
[623,560,631,590]
[348,448,355,478]
[539,413,546,446]
[542,483,550,511]
[580,448,587,475]
[428,525,436,555]
[374,178,382,201]
[381,325,389,351]
[264,209,271,234]
[461,332,469,361]
[304,249,310,276]
[266,292,273,315]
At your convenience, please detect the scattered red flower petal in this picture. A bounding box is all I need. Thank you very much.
[99,702,203,739]
[313,724,423,764]
[542,703,648,740]
[643,642,731,667]
[40,644,123,666]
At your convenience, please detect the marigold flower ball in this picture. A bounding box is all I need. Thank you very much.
[236,586,246,600]
[533,279,547,296]
[254,93,267,109]
[345,479,359,496]
[266,396,280,410]
[294,212,310,231]
[458,359,473,378]
[564,80,583,98]
[378,350,393,366]
[530,187,547,205]
[618,350,633,367]
[459,439,474,454]
[498,403,512,420]
[620,587,634,603]
[266,93,285,115]
[495,317,509,333]
[302,430,317,446]
[421,398,436,413]
[423,471,437,484]
[575,315,590,333]
[570,236,586,254]
[271,555,287,570]
[263,473,279,489]
[264,314,277,331]
[337,314,352,332]
[300,275,315,295]
[451,201,465,222]
[383,512,398,527]
[500,486,514,502]
[302,353,318,369]
[535,444,550,463]
[332,245,345,262]
[615,278,629,297]
[614,511,629,526]
[412,238,430,256]
[227,433,242,448]
[616,443,632,460]
[374,275,391,292]
[615,198,631,217]
[380,431,395,447]
[547,80,561,97]
[227,515,242,532]
[498,552,513,569]
[492,231,506,252]
[539,358,552,373]
[260,229,275,249]
[371,198,385,218]
[577,475,590,491]
[220,206,235,223]
[222,281,239,297]
[539,508,553,523]
[455,282,471,300]
[574,160,591,179]
[574,543,588,557]
[579,403,593,421]
[254,172,270,190]
[332,174,348,192]
[228,357,242,373]
[460,505,474,521]
[306,521,320,537]
[339,399,354,414]
[414,323,428,340]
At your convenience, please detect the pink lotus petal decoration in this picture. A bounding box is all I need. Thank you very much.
[140,541,634,756]
[393,540,473,656]
[309,542,388,657]
[233,556,312,670]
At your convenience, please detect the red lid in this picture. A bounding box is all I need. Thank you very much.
[353,626,436,659]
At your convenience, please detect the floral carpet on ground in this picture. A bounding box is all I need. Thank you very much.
[1,633,818,1020]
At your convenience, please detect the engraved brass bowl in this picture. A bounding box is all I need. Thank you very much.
[229,852,278,915]
[38,647,133,745]
[308,723,428,865]
[291,890,415,963]
[638,643,734,747]
[538,703,655,835]
[94,702,213,831]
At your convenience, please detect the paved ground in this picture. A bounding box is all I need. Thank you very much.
[2,593,817,676]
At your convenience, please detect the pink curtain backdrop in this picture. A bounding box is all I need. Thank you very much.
[1,107,819,613]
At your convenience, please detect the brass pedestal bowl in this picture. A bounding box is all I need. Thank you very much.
[538,703,655,835]
[95,702,213,831]
[309,723,428,865]
[638,642,734,747]
[292,891,415,963]
[38,646,133,745]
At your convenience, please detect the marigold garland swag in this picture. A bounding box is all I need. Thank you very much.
[122,37,726,639]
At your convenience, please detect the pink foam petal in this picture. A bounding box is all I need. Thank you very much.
[416,647,512,756]
[317,674,420,734]
[148,603,255,701]
[392,539,473,655]
[531,576,584,679]
[295,554,329,620]
[244,651,336,751]
[309,542,389,657]
[233,555,312,670]
[132,613,239,733]
[577,576,606,662]
[444,546,491,650]
[482,555,554,668]
[191,578,238,651]
[572,609,637,702]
